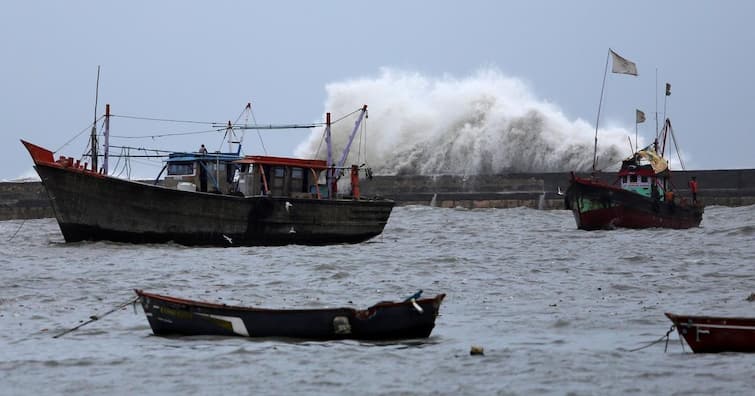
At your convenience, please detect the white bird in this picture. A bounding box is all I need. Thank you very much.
[557,186,564,196]
[285,201,293,213]
[222,234,233,244]
[289,226,296,234]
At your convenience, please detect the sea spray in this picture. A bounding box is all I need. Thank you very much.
[295,68,632,175]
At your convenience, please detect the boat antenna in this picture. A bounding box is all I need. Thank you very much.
[654,68,659,141]
[90,65,101,172]
[662,84,686,170]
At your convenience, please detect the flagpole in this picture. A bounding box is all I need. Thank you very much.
[593,49,611,172]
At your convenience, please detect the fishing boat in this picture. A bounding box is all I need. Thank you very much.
[564,50,703,230]
[135,289,445,340]
[565,120,703,230]
[22,103,394,246]
[665,313,755,353]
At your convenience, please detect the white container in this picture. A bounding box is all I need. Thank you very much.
[177,182,196,192]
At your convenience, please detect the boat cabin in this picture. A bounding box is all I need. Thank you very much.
[233,156,329,198]
[163,152,243,193]
[617,152,670,201]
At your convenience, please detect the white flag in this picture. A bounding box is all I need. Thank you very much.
[636,109,646,123]
[610,49,638,76]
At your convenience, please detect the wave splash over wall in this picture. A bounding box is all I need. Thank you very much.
[295,68,628,175]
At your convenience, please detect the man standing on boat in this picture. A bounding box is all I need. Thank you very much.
[689,176,699,203]
[199,144,208,155]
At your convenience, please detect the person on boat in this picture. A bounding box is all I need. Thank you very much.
[198,144,208,155]
[688,176,698,202]
[665,189,675,206]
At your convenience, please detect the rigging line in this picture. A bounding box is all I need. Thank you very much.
[107,145,174,153]
[54,115,105,154]
[110,114,216,125]
[7,219,26,242]
[668,124,686,170]
[109,128,220,139]
[232,104,248,125]
[330,107,364,124]
[249,107,267,154]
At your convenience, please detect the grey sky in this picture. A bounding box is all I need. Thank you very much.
[2,1,753,180]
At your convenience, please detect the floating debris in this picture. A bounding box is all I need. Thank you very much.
[470,345,484,356]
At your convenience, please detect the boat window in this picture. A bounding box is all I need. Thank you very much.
[641,176,648,183]
[630,175,637,183]
[167,162,194,175]
[290,167,306,193]
[622,176,627,183]
[273,166,286,188]
[272,166,285,191]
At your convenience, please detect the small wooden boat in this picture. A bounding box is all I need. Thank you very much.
[136,289,445,340]
[665,313,755,353]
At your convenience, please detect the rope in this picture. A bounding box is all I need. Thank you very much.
[7,219,26,241]
[110,114,215,125]
[53,296,140,339]
[109,128,220,139]
[54,115,104,154]
[624,325,676,352]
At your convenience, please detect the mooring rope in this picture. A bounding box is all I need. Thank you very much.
[624,325,677,352]
[53,296,140,339]
[7,219,26,241]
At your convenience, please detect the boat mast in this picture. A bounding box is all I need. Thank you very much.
[592,50,611,172]
[325,112,333,199]
[91,66,101,172]
[103,103,110,174]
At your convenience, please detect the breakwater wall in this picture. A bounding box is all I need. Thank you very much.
[2,169,754,220]
[360,169,755,209]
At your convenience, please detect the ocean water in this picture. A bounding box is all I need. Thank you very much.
[1,205,754,395]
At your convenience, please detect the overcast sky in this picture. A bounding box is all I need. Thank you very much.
[2,1,753,180]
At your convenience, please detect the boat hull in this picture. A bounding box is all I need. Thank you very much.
[565,176,703,230]
[136,290,445,340]
[32,160,393,246]
[665,313,755,353]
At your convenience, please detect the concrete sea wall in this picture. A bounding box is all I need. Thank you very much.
[2,169,754,220]
[360,169,755,209]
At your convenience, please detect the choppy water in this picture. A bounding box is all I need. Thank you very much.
[1,205,754,395]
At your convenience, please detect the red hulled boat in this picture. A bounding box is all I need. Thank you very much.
[565,119,704,230]
[666,313,755,353]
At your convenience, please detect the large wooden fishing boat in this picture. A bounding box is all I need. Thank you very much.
[565,120,703,230]
[564,50,703,230]
[665,313,755,353]
[136,289,445,340]
[23,104,394,246]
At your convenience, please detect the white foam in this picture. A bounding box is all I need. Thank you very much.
[295,67,632,175]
